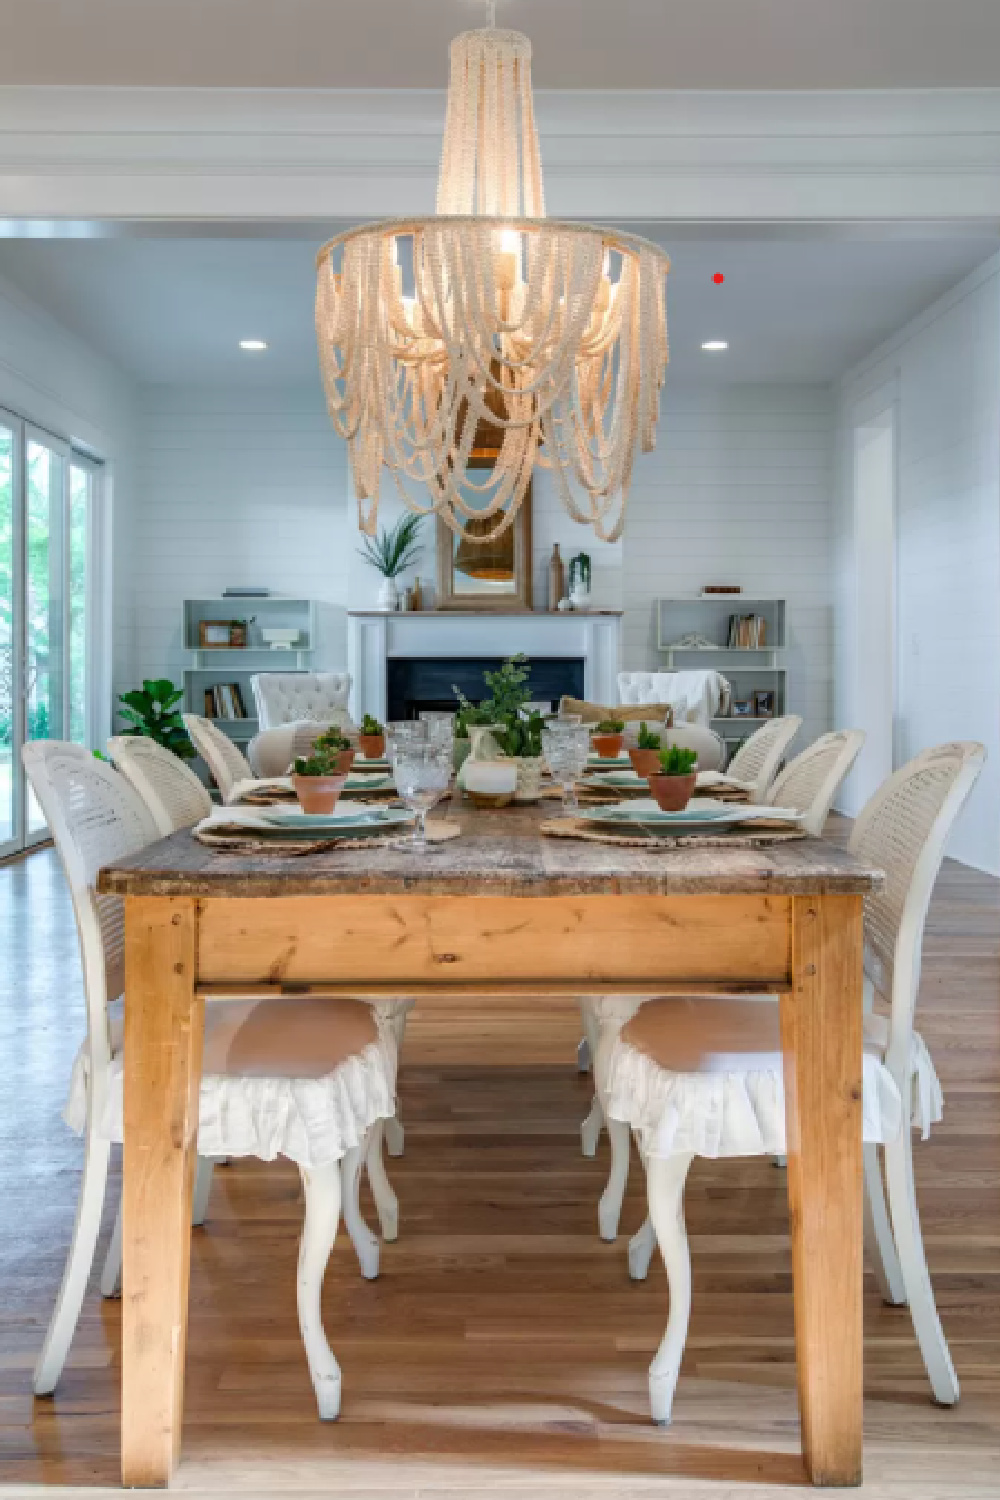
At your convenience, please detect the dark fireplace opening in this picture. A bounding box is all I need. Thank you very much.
[387,656,585,721]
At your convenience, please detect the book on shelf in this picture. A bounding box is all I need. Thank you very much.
[207,682,248,719]
[727,613,766,650]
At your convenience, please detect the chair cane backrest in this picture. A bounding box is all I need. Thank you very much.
[182,714,253,802]
[21,742,158,1088]
[725,715,802,802]
[108,735,213,836]
[766,729,865,838]
[849,742,986,1074]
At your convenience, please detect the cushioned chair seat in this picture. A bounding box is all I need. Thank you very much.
[65,997,397,1168]
[603,996,913,1159]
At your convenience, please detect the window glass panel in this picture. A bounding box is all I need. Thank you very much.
[0,423,13,845]
[68,464,91,745]
[26,437,66,835]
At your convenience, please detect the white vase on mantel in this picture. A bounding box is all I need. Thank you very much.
[377,576,399,612]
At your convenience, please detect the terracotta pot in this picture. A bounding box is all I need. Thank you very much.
[592,732,624,759]
[333,748,356,774]
[357,733,385,760]
[628,747,661,779]
[293,774,347,814]
[647,772,697,812]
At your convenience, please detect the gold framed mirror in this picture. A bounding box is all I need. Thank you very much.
[436,467,532,611]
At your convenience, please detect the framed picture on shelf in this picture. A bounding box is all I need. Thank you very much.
[731,698,754,718]
[753,689,775,718]
[199,619,252,649]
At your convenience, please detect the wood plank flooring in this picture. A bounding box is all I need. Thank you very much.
[1,821,998,1497]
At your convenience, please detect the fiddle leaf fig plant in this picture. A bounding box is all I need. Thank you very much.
[118,678,194,759]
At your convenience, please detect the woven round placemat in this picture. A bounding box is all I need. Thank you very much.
[540,817,806,849]
[195,817,461,857]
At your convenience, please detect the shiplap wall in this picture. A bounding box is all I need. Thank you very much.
[622,385,835,750]
[126,385,350,695]
[125,382,833,752]
[834,255,1000,874]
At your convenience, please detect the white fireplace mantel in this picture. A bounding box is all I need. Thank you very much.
[347,610,622,722]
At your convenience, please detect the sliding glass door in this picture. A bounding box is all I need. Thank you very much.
[0,410,97,856]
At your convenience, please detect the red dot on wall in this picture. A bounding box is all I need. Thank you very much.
[713,273,725,285]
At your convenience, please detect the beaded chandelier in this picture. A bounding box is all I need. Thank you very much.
[315,22,670,544]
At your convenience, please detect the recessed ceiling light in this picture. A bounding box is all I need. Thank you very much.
[701,340,728,352]
[239,338,268,352]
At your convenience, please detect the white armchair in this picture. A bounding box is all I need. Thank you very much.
[250,672,356,778]
[616,671,726,771]
[618,670,729,729]
[251,672,353,731]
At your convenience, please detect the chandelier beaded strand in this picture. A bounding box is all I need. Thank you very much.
[315,24,669,544]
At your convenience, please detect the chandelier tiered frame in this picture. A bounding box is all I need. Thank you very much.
[315,26,670,545]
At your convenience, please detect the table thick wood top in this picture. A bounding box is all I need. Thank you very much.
[97,797,883,900]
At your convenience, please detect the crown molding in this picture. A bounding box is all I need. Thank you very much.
[1,85,1000,221]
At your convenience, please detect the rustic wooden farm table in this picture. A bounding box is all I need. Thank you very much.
[98,798,882,1488]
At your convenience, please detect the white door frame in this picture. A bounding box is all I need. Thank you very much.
[850,377,900,811]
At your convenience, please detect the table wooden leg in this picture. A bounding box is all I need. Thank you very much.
[782,894,864,1487]
[122,897,202,1488]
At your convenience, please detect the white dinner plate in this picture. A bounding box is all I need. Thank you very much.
[577,797,803,835]
[259,806,412,838]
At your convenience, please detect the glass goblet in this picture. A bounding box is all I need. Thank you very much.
[391,741,453,853]
[542,723,590,814]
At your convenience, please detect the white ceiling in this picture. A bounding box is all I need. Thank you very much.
[0,230,996,387]
[2,0,1000,89]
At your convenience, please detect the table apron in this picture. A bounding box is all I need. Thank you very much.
[193,893,793,993]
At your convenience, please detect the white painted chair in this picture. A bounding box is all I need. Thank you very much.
[580,728,864,1169]
[722,714,802,802]
[594,740,985,1422]
[764,728,866,836]
[251,671,353,732]
[182,712,255,803]
[23,740,399,1418]
[249,719,347,779]
[106,730,406,1267]
[107,734,213,836]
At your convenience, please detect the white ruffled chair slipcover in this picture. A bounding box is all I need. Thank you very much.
[591,740,985,1425]
[22,739,400,1420]
[618,670,729,730]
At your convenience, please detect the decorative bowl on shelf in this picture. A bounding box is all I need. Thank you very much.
[261,628,301,650]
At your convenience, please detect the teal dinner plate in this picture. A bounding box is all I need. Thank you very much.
[260,807,412,838]
[587,754,631,768]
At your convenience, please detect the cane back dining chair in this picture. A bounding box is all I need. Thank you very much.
[106,732,405,1274]
[182,712,256,803]
[723,714,802,802]
[593,740,985,1423]
[24,740,399,1418]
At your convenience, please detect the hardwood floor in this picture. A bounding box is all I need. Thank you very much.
[1,821,998,1497]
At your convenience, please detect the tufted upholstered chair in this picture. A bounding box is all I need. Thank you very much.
[251,672,353,732]
[618,670,729,730]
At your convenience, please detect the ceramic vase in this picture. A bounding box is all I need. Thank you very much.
[377,576,398,612]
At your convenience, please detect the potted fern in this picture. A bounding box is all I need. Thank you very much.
[357,513,423,611]
[647,745,699,812]
[628,721,662,779]
[357,713,385,760]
